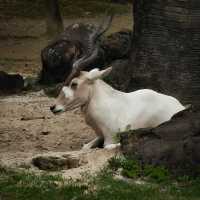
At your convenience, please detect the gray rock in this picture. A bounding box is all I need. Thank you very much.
[32,155,80,171]
[120,107,200,176]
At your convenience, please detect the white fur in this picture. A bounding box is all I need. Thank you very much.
[84,78,185,146]
[62,86,73,98]
[56,68,185,148]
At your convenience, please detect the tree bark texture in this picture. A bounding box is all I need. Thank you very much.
[129,0,200,107]
[45,0,64,37]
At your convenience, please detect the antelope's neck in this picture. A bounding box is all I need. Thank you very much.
[91,79,121,104]
[84,80,125,131]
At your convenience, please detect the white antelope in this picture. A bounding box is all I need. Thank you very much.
[50,67,185,149]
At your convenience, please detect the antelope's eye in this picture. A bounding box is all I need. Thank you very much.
[71,82,78,90]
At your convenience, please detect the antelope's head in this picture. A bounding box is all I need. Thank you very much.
[50,15,113,114]
[50,67,112,114]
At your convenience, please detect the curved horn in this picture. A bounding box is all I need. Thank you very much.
[64,14,114,85]
[92,15,114,42]
[87,14,114,53]
[64,47,99,85]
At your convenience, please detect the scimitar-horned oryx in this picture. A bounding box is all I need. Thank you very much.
[50,67,185,149]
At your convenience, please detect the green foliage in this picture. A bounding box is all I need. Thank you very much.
[1,164,200,200]
[143,165,170,183]
[121,159,141,178]
[177,175,192,182]
[108,157,142,178]
[108,157,123,171]
[0,167,87,200]
[108,157,170,182]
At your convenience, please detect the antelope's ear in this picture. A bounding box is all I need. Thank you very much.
[100,67,112,78]
[88,67,112,80]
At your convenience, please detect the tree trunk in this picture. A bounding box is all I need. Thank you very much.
[127,0,200,107]
[45,0,64,37]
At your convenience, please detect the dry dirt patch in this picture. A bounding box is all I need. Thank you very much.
[0,91,120,179]
[0,91,95,155]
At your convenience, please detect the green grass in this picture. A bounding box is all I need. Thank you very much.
[108,157,170,182]
[1,161,200,200]
[0,0,131,19]
[0,167,87,200]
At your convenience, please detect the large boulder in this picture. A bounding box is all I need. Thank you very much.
[0,71,24,94]
[32,155,81,171]
[120,107,200,176]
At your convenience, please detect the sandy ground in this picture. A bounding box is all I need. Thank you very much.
[0,14,131,177]
[0,91,95,154]
[0,90,121,178]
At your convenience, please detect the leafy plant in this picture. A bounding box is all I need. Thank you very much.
[121,159,142,178]
[108,157,123,171]
[143,165,170,183]
[108,157,142,178]
[108,157,171,182]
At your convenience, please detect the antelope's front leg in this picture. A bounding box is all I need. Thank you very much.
[82,137,104,150]
[103,132,121,149]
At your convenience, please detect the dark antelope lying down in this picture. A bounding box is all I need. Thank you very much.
[40,15,113,84]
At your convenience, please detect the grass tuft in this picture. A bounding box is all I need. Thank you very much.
[1,162,200,200]
[108,156,170,181]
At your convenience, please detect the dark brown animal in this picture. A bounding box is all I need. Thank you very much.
[40,16,113,84]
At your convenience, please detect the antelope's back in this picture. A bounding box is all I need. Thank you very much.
[126,89,185,128]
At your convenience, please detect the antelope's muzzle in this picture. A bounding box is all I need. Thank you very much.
[50,105,63,114]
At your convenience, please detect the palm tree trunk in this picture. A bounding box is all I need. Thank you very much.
[129,0,200,107]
